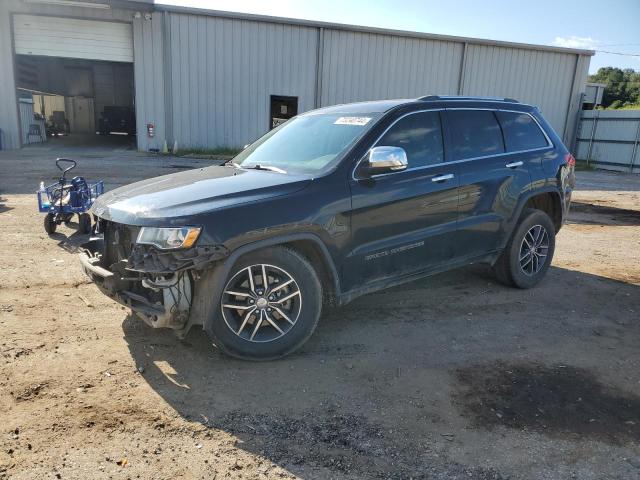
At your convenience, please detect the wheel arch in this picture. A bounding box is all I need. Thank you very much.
[192,233,341,336]
[522,190,563,232]
[497,187,563,253]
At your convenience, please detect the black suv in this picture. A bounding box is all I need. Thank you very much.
[80,96,575,360]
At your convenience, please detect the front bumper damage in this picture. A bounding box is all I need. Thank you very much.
[79,221,228,333]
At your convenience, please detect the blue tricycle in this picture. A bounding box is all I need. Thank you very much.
[37,158,104,235]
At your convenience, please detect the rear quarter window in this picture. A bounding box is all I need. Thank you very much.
[447,110,505,160]
[496,111,549,152]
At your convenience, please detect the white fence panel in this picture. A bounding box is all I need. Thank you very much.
[575,110,640,173]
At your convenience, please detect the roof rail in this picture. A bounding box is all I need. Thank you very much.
[417,95,519,103]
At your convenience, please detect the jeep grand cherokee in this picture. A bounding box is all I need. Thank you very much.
[80,95,575,360]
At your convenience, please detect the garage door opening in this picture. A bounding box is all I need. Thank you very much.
[15,55,136,149]
[12,14,135,151]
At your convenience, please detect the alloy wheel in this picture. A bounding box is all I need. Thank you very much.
[221,264,302,342]
[519,224,549,276]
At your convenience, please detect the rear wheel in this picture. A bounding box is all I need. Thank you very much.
[44,213,56,234]
[492,208,556,289]
[206,247,322,361]
[78,213,92,234]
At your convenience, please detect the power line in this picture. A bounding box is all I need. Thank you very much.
[598,43,640,47]
[594,49,640,57]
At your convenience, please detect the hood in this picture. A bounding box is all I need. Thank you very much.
[91,165,311,225]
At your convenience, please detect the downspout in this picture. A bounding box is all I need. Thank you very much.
[162,10,173,147]
[457,42,468,95]
[314,27,324,108]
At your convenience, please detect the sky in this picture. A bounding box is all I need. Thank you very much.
[157,0,640,74]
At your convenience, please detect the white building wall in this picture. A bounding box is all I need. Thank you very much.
[0,2,593,151]
[163,13,318,149]
[461,44,589,142]
[132,12,165,152]
[319,29,464,106]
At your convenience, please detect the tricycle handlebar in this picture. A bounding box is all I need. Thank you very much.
[55,158,77,175]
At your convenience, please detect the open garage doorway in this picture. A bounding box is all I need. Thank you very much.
[12,14,136,151]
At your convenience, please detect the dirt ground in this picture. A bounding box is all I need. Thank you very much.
[0,149,639,480]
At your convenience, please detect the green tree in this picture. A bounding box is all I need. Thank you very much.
[588,67,640,108]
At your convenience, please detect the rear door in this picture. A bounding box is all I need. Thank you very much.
[496,109,554,189]
[444,109,533,259]
[345,110,459,289]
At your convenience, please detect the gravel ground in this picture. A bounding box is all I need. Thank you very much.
[0,149,639,480]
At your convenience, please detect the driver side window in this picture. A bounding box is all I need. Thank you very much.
[377,111,444,168]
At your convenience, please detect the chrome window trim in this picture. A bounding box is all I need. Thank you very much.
[352,108,444,181]
[352,107,553,181]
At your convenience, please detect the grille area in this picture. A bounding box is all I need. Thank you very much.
[103,221,140,267]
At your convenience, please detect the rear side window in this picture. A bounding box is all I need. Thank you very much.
[497,111,549,152]
[447,110,504,160]
[377,111,444,168]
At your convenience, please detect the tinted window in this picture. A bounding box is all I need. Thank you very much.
[497,111,549,152]
[448,110,504,160]
[377,111,444,168]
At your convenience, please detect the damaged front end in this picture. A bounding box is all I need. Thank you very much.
[79,219,228,334]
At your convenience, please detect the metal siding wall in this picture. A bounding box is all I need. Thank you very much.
[132,13,165,151]
[461,44,577,139]
[0,4,20,149]
[166,13,317,149]
[0,1,592,153]
[565,54,590,145]
[319,29,463,105]
[19,99,35,144]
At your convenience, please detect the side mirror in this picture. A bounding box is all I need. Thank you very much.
[366,146,408,174]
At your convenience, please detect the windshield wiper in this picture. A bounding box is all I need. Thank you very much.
[243,164,287,174]
[223,159,241,168]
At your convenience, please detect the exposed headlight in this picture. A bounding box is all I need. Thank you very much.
[136,227,201,250]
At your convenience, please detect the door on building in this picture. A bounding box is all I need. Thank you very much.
[12,14,135,149]
[68,97,95,134]
[270,96,298,129]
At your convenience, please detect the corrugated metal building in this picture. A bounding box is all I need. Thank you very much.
[0,0,593,152]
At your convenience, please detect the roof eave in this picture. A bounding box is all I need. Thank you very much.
[152,4,595,57]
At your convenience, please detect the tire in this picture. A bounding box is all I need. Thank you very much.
[206,247,322,361]
[492,208,556,289]
[78,213,92,234]
[44,213,56,234]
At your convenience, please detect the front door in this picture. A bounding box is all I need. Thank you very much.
[345,110,459,290]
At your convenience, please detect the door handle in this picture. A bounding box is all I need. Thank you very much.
[505,161,524,169]
[431,173,454,183]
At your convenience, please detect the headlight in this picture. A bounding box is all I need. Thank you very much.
[136,226,201,250]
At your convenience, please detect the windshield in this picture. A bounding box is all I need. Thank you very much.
[232,112,380,174]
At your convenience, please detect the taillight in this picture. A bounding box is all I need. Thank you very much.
[565,153,576,167]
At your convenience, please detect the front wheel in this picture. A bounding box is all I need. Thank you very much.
[492,208,556,289]
[44,213,57,234]
[206,247,322,361]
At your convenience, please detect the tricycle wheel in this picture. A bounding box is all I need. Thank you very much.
[44,214,56,234]
[79,213,92,234]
